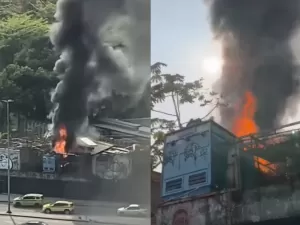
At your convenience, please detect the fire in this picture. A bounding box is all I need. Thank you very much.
[232,91,258,137]
[54,125,67,157]
[254,156,277,175]
[232,91,277,175]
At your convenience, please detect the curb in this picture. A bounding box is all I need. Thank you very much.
[0,200,123,208]
[0,213,128,225]
[0,213,89,222]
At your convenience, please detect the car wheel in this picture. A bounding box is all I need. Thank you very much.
[15,202,21,207]
[44,208,51,214]
[64,209,71,215]
[34,203,40,208]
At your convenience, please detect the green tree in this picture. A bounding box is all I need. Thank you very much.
[0,12,58,122]
[151,62,222,169]
[0,0,56,22]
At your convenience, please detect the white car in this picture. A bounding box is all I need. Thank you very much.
[117,204,148,217]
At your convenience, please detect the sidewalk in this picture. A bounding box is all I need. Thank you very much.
[0,212,134,225]
[0,193,127,208]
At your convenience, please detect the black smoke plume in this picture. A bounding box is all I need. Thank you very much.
[49,0,149,151]
[209,0,300,131]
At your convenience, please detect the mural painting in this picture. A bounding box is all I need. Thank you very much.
[162,123,212,198]
[0,148,20,170]
[93,153,132,180]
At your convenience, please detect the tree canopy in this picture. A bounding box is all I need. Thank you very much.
[151,62,222,169]
[0,0,150,125]
[0,3,58,123]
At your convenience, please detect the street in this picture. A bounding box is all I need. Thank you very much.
[1,215,80,225]
[0,202,150,225]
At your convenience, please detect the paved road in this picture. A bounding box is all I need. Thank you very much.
[0,202,118,216]
[0,215,91,225]
[1,215,79,225]
[0,202,150,225]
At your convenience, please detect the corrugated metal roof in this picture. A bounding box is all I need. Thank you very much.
[76,137,98,147]
[90,141,114,155]
[93,118,150,139]
[123,118,150,127]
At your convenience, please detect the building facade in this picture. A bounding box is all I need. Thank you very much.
[161,120,237,201]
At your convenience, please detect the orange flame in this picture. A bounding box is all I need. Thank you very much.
[232,91,277,175]
[232,91,258,137]
[54,125,67,157]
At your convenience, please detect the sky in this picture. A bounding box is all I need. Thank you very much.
[151,0,223,126]
[151,0,224,172]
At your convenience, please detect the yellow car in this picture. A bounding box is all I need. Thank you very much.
[42,201,74,214]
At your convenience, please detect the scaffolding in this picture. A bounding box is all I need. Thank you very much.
[237,121,300,190]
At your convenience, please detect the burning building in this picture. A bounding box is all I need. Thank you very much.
[209,0,300,133]
[157,119,300,225]
[48,0,150,158]
[53,124,68,156]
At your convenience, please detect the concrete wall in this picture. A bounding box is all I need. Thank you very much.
[157,193,229,225]
[157,184,300,225]
[240,184,300,223]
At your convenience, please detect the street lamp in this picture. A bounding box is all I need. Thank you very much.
[2,99,13,214]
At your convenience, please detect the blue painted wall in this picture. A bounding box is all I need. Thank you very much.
[43,155,56,173]
[161,122,212,200]
[161,121,239,201]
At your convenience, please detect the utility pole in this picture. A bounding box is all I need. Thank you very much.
[2,99,13,214]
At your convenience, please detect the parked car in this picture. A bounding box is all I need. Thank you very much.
[42,201,74,214]
[117,204,148,217]
[13,193,44,207]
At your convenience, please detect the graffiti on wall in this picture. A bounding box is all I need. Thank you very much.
[163,132,210,169]
[162,129,211,198]
[157,194,228,225]
[0,148,20,170]
[94,154,132,180]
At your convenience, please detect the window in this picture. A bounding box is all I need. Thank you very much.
[23,196,35,200]
[165,178,182,192]
[188,172,207,186]
[54,203,66,207]
[127,206,140,210]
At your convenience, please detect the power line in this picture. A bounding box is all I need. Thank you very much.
[152,103,219,129]
[152,109,177,117]
[200,103,219,120]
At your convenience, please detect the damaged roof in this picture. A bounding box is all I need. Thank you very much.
[93,118,150,140]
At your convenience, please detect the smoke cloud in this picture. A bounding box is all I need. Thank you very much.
[49,0,150,150]
[209,0,300,130]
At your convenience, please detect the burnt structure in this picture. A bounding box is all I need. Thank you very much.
[0,118,150,203]
[156,120,300,225]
